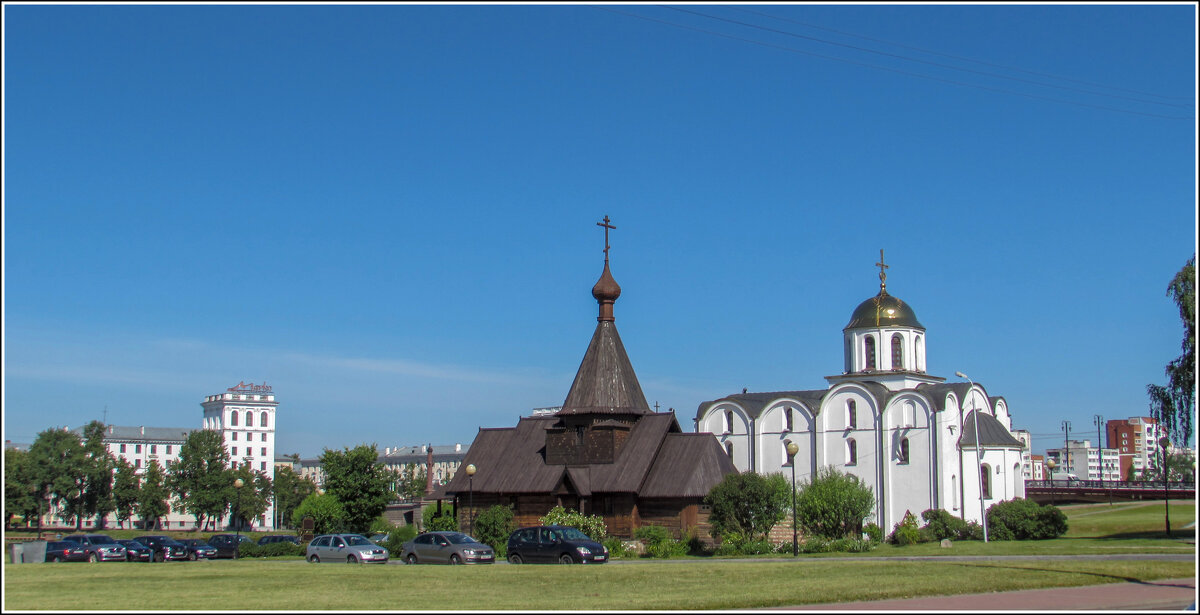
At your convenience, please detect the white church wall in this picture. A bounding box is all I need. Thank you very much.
[762,402,817,485]
[882,395,934,531]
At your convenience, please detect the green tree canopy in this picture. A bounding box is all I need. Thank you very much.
[112,457,141,529]
[320,444,398,533]
[1148,254,1195,446]
[272,466,317,529]
[794,466,876,539]
[291,493,346,535]
[138,460,170,530]
[167,429,232,532]
[229,464,272,529]
[27,427,88,528]
[80,421,116,529]
[703,471,790,542]
[4,448,41,528]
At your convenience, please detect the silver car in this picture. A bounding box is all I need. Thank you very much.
[306,534,389,564]
[400,531,495,565]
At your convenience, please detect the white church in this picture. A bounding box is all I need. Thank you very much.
[695,253,1025,532]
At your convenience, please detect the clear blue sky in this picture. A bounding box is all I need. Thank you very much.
[4,3,1196,459]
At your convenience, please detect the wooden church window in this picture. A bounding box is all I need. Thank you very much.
[864,336,876,370]
[847,400,857,430]
[891,334,904,370]
[847,439,857,466]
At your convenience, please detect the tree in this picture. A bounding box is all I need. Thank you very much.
[397,463,428,501]
[167,429,231,533]
[112,457,141,529]
[27,427,88,529]
[80,421,116,529]
[272,466,317,529]
[703,472,790,542]
[138,460,170,530]
[1139,450,1195,482]
[229,464,272,529]
[4,448,41,528]
[423,503,457,532]
[472,504,515,552]
[1147,255,1195,446]
[320,444,398,533]
[794,466,876,539]
[291,493,346,535]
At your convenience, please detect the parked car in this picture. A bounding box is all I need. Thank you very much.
[62,534,127,562]
[368,533,389,545]
[44,540,89,563]
[176,538,218,560]
[115,539,153,562]
[306,534,389,564]
[207,534,254,559]
[506,525,608,564]
[400,531,494,565]
[134,535,189,562]
[257,535,301,546]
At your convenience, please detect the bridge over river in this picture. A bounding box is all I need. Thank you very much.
[1024,479,1195,505]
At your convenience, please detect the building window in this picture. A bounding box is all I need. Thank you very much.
[864,336,876,370]
[847,400,857,430]
[981,465,991,499]
[232,432,238,441]
[135,459,141,468]
[784,408,793,433]
[120,444,126,453]
[166,445,172,454]
[261,447,267,456]
[261,411,269,428]
[891,334,904,370]
[151,445,157,454]
[135,444,142,454]
[898,438,910,464]
[231,411,239,426]
[725,410,735,434]
[783,440,795,466]
[725,441,734,459]
[847,439,858,466]
[261,433,267,442]
[245,411,253,427]
[232,447,238,456]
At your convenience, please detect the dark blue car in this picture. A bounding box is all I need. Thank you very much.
[506,525,608,564]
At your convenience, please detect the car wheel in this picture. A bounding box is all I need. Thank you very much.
[88,553,99,563]
[309,555,320,563]
[508,553,523,565]
[50,556,61,563]
[406,554,418,565]
[348,555,358,564]
[559,554,575,564]
[450,554,462,565]
[189,552,197,561]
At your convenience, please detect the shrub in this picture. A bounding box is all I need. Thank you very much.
[794,466,875,539]
[920,508,968,541]
[683,528,710,556]
[369,516,397,535]
[634,524,687,558]
[243,541,303,558]
[602,537,634,559]
[473,505,515,553]
[863,522,883,543]
[291,493,346,535]
[887,510,922,545]
[383,525,418,555]
[986,498,1067,540]
[704,472,791,542]
[423,504,457,532]
[539,506,607,541]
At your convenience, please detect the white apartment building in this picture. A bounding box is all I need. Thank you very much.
[1045,440,1120,481]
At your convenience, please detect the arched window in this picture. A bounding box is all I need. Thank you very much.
[891,334,904,370]
[784,408,793,433]
[847,439,858,466]
[915,335,925,371]
[245,411,253,427]
[260,412,269,428]
[847,400,857,430]
[725,441,734,459]
[783,439,795,466]
[230,411,239,426]
[725,410,734,434]
[898,438,910,464]
[864,336,876,371]
[981,465,991,499]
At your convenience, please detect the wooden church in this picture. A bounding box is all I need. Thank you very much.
[442,217,737,541]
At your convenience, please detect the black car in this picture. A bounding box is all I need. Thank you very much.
[115,539,153,562]
[44,540,89,562]
[176,538,218,560]
[62,534,127,562]
[257,535,301,546]
[134,535,190,562]
[207,533,253,558]
[506,525,608,564]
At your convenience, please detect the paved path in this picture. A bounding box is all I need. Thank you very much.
[772,577,1196,611]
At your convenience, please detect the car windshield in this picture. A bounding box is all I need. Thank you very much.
[160,539,185,547]
[90,535,117,544]
[121,541,145,548]
[555,527,590,541]
[343,536,373,546]
[444,533,479,544]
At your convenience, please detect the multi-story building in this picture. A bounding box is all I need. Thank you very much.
[1107,417,1165,480]
[296,443,470,494]
[1029,454,1045,480]
[1045,440,1120,481]
[1013,430,1034,480]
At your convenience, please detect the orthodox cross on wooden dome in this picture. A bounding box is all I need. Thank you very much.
[876,249,889,293]
[597,215,616,260]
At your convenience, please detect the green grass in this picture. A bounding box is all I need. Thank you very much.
[3,558,1193,610]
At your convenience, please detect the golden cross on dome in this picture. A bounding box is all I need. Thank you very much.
[597,215,616,260]
[876,249,889,292]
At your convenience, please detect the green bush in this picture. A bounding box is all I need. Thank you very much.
[704,472,791,542]
[384,525,418,555]
[291,493,346,535]
[633,525,687,558]
[369,516,397,535]
[887,510,922,545]
[683,528,710,556]
[539,506,607,541]
[236,540,303,558]
[423,504,457,532]
[986,498,1067,540]
[473,505,515,553]
[602,537,634,559]
[863,522,883,543]
[794,466,876,539]
[920,508,969,541]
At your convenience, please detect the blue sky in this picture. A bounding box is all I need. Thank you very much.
[4,3,1196,458]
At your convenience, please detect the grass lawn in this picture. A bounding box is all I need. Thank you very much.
[3,557,1194,611]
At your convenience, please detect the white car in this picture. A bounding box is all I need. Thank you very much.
[306,534,389,564]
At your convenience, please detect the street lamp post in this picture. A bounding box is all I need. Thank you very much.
[955,371,988,543]
[1094,414,1105,492]
[1159,437,1170,538]
[233,478,245,560]
[1046,458,1057,505]
[465,464,477,535]
[786,441,800,557]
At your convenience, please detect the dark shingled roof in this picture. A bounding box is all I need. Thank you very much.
[960,411,1025,448]
[640,433,739,497]
[695,390,826,422]
[557,321,651,416]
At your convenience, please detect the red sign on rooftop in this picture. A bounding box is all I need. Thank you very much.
[227,381,272,393]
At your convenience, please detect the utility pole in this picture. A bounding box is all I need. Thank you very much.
[1062,421,1072,478]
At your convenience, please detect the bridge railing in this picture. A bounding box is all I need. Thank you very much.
[1026,479,1195,490]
